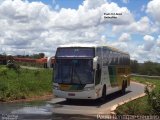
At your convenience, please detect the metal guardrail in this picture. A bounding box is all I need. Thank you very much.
[131,74,160,79]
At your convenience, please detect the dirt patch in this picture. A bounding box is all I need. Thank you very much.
[1,94,55,103]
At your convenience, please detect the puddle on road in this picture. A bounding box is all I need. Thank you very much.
[0,100,52,114]
[0,101,54,119]
[11,104,53,115]
[0,99,100,120]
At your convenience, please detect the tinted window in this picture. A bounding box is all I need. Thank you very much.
[55,59,94,84]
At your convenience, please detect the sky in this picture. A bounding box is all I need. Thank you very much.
[0,0,160,62]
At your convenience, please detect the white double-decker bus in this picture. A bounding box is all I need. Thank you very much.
[53,44,130,100]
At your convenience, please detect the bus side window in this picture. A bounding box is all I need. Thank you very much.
[95,64,101,85]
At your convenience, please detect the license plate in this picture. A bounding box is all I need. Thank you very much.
[68,93,75,96]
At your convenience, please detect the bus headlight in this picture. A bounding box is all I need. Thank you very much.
[53,85,59,90]
[84,86,94,91]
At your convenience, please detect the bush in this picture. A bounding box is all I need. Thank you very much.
[145,86,160,115]
[7,62,21,74]
[0,68,7,76]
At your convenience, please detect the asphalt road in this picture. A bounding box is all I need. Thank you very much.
[50,82,145,117]
[0,82,145,120]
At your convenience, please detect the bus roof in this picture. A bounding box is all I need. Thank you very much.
[102,46,129,55]
[59,43,97,48]
[58,43,129,55]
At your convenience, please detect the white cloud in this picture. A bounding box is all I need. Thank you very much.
[110,42,128,51]
[100,35,107,44]
[129,17,150,33]
[50,0,134,29]
[146,0,160,24]
[118,33,131,42]
[143,35,154,42]
[142,35,155,51]
[157,35,160,47]
[82,0,106,9]
[0,0,159,62]
[112,16,158,34]
[130,35,160,62]
[108,34,159,63]
[0,0,134,55]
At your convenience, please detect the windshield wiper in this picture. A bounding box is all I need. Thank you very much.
[74,68,82,85]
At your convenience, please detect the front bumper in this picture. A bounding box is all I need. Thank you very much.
[53,89,99,99]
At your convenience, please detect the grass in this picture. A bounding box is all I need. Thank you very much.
[0,65,53,102]
[115,76,160,115]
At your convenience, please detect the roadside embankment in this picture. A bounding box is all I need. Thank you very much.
[0,65,53,102]
[114,76,160,115]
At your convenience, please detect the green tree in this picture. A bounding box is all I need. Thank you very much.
[138,61,160,76]
[130,60,139,73]
[145,86,160,115]
[39,53,45,58]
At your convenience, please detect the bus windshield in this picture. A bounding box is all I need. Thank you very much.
[55,59,94,84]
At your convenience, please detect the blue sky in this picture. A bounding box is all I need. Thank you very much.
[28,0,84,9]
[0,0,160,62]
[29,0,148,10]
[29,0,148,16]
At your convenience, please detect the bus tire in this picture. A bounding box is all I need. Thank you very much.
[101,85,106,101]
[66,98,72,102]
[121,80,126,94]
[125,80,127,88]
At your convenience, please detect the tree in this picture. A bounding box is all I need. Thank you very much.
[39,53,45,58]
[130,60,139,73]
[138,61,160,76]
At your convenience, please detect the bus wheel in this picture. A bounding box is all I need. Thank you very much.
[66,98,72,102]
[121,80,126,94]
[101,86,106,101]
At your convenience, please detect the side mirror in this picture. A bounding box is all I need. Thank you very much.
[93,56,98,69]
[47,57,51,68]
